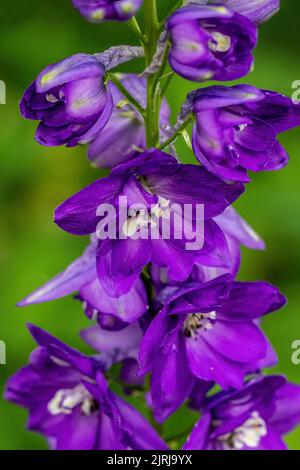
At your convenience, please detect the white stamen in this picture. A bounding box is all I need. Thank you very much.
[219,411,267,450]
[46,93,59,104]
[50,356,70,368]
[209,32,231,53]
[183,311,217,339]
[122,198,171,237]
[48,384,97,417]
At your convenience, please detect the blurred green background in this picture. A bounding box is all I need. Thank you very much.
[0,0,300,450]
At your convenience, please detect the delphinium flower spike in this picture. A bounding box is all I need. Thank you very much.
[7,0,300,451]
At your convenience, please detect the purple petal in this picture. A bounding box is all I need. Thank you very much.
[270,383,300,435]
[218,0,280,25]
[18,243,96,306]
[113,394,168,450]
[186,336,248,389]
[97,238,152,297]
[215,206,265,250]
[219,281,286,320]
[151,334,195,423]
[139,310,182,375]
[147,163,245,218]
[54,175,123,235]
[81,322,142,353]
[80,276,147,323]
[36,54,104,93]
[183,412,211,450]
[204,320,268,363]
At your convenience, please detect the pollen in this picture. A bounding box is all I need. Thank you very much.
[91,9,105,20]
[72,98,89,109]
[212,6,229,16]
[183,312,217,339]
[218,411,267,450]
[40,69,59,86]
[209,32,231,53]
[184,41,203,52]
[121,2,134,13]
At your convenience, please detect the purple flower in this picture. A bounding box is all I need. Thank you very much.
[18,238,147,325]
[54,150,244,297]
[151,206,265,291]
[184,375,300,450]
[20,54,113,147]
[139,274,285,422]
[188,1,280,25]
[81,322,145,391]
[88,74,170,168]
[189,84,300,182]
[73,0,143,23]
[167,5,257,82]
[214,0,280,25]
[5,324,167,450]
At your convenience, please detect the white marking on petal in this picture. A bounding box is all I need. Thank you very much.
[209,32,232,53]
[48,384,98,417]
[219,411,267,450]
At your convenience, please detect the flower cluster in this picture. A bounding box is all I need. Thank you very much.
[7,0,300,450]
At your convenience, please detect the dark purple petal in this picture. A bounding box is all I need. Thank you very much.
[204,320,268,364]
[151,334,195,423]
[219,281,286,320]
[73,0,143,23]
[167,6,257,82]
[36,54,104,93]
[186,336,249,389]
[18,243,96,306]
[27,324,99,378]
[216,0,279,25]
[147,162,245,218]
[183,412,211,450]
[80,276,147,323]
[113,394,168,449]
[54,175,123,235]
[215,206,265,250]
[270,383,300,435]
[81,322,142,353]
[97,238,152,297]
[167,274,231,315]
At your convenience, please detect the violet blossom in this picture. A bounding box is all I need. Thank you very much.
[184,375,300,450]
[20,54,113,147]
[167,5,257,82]
[186,1,280,25]
[8,0,300,452]
[54,150,244,296]
[5,324,167,450]
[88,74,170,168]
[73,0,143,23]
[189,84,300,181]
[18,238,147,325]
[139,274,285,422]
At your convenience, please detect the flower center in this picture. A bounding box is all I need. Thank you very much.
[122,197,171,237]
[218,411,267,450]
[90,9,105,21]
[47,383,98,417]
[183,311,217,339]
[209,32,232,53]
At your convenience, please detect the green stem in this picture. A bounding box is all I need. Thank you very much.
[107,73,145,118]
[159,114,193,150]
[160,72,174,99]
[127,16,145,45]
[152,42,171,93]
[144,0,160,148]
